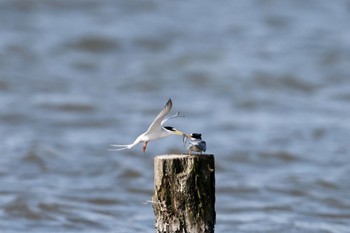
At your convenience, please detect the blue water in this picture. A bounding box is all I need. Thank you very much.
[1,0,350,232]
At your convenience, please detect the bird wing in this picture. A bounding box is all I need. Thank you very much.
[161,111,185,126]
[145,98,172,133]
[199,141,207,152]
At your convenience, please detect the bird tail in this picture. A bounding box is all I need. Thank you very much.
[108,137,141,152]
[108,144,133,151]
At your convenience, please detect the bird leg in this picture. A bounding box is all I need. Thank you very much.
[142,141,148,153]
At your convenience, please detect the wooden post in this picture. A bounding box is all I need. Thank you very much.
[152,154,215,233]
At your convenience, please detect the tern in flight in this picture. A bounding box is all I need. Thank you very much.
[110,98,184,152]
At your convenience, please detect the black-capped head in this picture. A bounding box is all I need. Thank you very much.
[164,126,183,135]
[191,133,202,139]
[164,126,175,131]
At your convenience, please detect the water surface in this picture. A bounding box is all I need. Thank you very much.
[1,0,350,232]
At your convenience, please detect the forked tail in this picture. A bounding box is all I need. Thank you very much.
[108,144,133,151]
[109,136,142,152]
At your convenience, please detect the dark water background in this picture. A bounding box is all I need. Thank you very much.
[1,0,350,232]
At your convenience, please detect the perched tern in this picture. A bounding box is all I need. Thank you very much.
[110,98,184,153]
[183,133,206,155]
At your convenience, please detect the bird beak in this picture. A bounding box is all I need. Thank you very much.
[174,129,184,136]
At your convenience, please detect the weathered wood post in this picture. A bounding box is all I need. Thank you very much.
[152,154,215,233]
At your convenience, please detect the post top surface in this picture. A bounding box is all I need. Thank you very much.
[155,154,214,160]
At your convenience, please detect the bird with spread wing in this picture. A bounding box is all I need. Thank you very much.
[110,98,184,153]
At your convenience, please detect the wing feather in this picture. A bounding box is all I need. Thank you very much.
[145,98,172,133]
